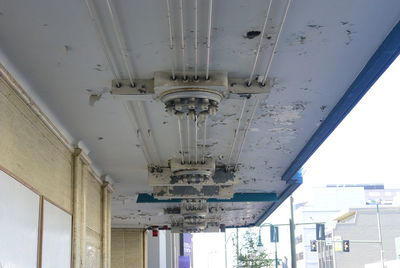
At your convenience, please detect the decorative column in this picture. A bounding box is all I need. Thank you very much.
[101,181,113,268]
[72,148,87,268]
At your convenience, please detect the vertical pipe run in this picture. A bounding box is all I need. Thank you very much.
[332,228,337,268]
[179,0,187,80]
[290,196,297,268]
[227,98,247,166]
[105,0,135,87]
[236,228,239,267]
[275,241,278,268]
[187,116,191,163]
[166,0,176,80]
[376,203,385,268]
[202,117,207,163]
[195,115,198,163]
[205,0,213,80]
[194,0,199,80]
[177,117,185,164]
[247,0,273,86]
[234,98,260,171]
[224,231,228,268]
[261,0,292,86]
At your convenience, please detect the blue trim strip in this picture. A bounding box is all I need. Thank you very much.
[253,171,303,226]
[136,192,278,203]
[249,20,400,228]
[283,21,400,182]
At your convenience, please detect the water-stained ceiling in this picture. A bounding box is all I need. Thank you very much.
[0,0,399,230]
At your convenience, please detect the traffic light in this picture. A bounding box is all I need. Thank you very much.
[343,240,350,252]
[310,240,317,252]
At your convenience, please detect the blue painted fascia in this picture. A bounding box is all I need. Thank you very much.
[253,171,303,226]
[282,21,400,182]
[251,20,400,227]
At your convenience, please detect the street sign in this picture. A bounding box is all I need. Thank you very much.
[270,226,279,243]
[316,223,325,240]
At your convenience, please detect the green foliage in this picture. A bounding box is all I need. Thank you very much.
[233,230,273,268]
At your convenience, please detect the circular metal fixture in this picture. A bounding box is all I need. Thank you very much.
[160,88,222,119]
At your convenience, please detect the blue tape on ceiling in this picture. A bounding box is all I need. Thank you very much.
[136,192,278,203]
[250,20,400,228]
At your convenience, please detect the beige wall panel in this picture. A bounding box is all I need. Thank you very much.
[0,80,72,212]
[111,230,125,268]
[111,229,145,268]
[86,170,102,234]
[86,227,102,268]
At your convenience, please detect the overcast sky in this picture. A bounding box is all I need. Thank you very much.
[193,56,400,267]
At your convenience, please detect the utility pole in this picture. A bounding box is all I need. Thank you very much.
[331,228,337,268]
[289,196,297,268]
[225,231,228,268]
[236,228,239,268]
[376,203,385,268]
[275,240,278,268]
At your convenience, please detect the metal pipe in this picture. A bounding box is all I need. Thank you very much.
[195,115,198,163]
[376,203,385,268]
[275,241,278,268]
[261,221,326,227]
[202,117,208,163]
[166,0,176,80]
[227,98,247,165]
[177,117,185,164]
[123,102,152,164]
[205,0,213,80]
[234,98,259,171]
[261,0,292,86]
[289,196,297,268]
[332,228,337,268]
[236,228,239,268]
[187,116,191,163]
[179,0,187,80]
[137,101,162,165]
[333,240,382,244]
[84,0,120,85]
[224,231,228,268]
[105,0,135,87]
[247,0,273,86]
[194,0,199,80]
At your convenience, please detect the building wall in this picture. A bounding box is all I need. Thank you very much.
[295,187,366,268]
[334,207,400,268]
[111,229,146,268]
[0,77,73,213]
[0,65,112,267]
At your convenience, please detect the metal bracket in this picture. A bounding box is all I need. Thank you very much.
[227,78,271,99]
[110,72,271,101]
[111,79,154,100]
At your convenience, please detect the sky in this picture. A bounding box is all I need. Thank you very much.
[192,54,400,267]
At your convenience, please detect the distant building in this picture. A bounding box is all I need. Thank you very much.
[294,184,400,268]
[319,207,400,268]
